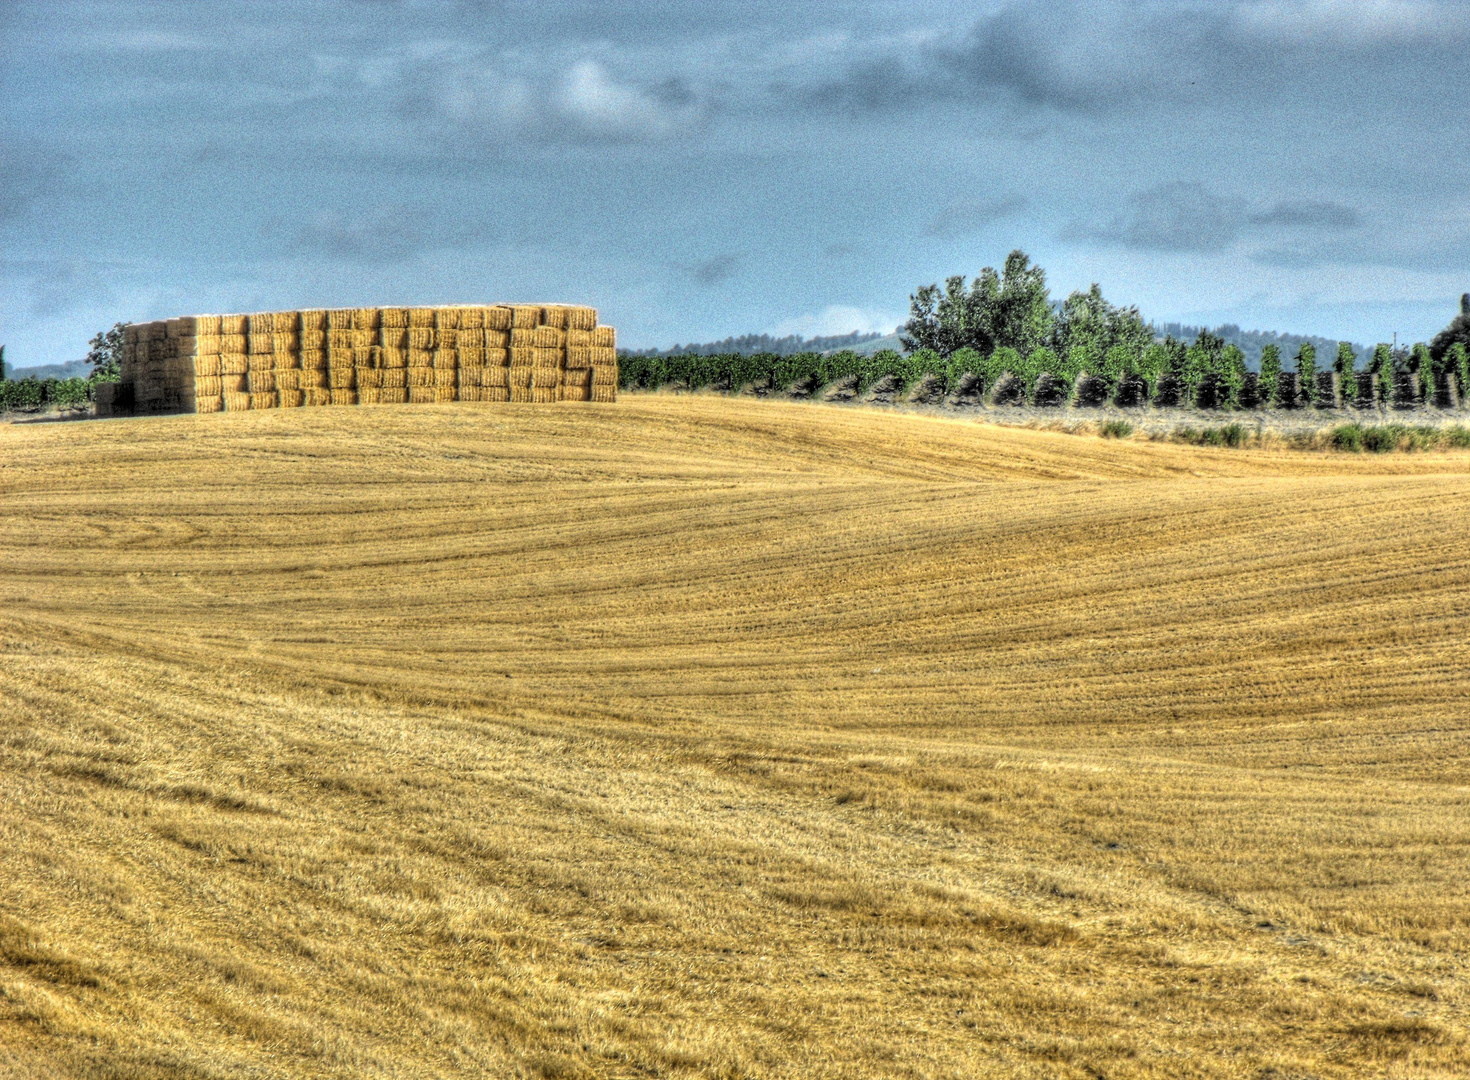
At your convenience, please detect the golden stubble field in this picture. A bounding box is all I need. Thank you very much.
[2,396,1469,1079]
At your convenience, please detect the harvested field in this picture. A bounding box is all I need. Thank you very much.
[2,396,1469,1079]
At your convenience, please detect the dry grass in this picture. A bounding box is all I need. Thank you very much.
[2,396,1469,1079]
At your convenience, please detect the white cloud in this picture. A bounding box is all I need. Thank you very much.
[772,305,901,338]
[1232,0,1462,43]
[555,60,685,140]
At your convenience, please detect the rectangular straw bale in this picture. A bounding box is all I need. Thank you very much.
[195,375,223,396]
[532,367,560,389]
[509,347,535,367]
[539,306,570,329]
[248,353,275,372]
[380,347,407,368]
[567,306,596,331]
[330,389,357,406]
[485,348,509,366]
[433,347,458,369]
[459,307,485,329]
[434,386,457,403]
[301,328,327,350]
[327,309,354,330]
[568,329,593,348]
[379,386,407,404]
[247,370,277,394]
[355,368,382,389]
[379,328,408,349]
[456,385,479,402]
[458,329,485,350]
[349,329,374,350]
[508,305,540,329]
[217,314,245,335]
[299,369,329,390]
[272,311,299,332]
[408,349,434,368]
[590,345,616,365]
[591,327,616,348]
[409,307,436,328]
[567,346,592,366]
[219,373,248,394]
[509,365,533,389]
[562,384,591,402]
[197,315,222,336]
[303,387,333,407]
[357,387,382,405]
[274,370,300,392]
[196,335,222,355]
[532,347,562,368]
[434,367,457,389]
[484,306,512,331]
[272,352,300,373]
[220,334,247,354]
[379,368,408,389]
[220,352,249,375]
[328,329,354,351]
[352,308,380,330]
[223,391,251,411]
[250,391,279,410]
[244,313,272,335]
[167,317,194,338]
[591,364,618,386]
[196,394,224,413]
[531,387,558,403]
[248,333,275,354]
[563,367,592,389]
[485,329,510,349]
[483,366,509,388]
[408,385,436,404]
[328,368,356,389]
[408,367,436,388]
[532,326,566,348]
[408,328,435,350]
[434,308,461,330]
[279,388,304,408]
[273,332,300,354]
[299,309,328,332]
[483,385,510,402]
[300,350,329,371]
[435,328,459,349]
[590,384,617,403]
[381,307,410,329]
[194,354,222,377]
[509,328,536,348]
[460,346,484,366]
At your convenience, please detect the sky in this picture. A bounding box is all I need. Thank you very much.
[3,0,1469,367]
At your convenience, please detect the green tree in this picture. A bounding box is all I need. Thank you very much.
[989,346,1022,386]
[0,344,7,382]
[86,322,126,380]
[1138,342,1171,396]
[1428,293,1470,366]
[1295,343,1317,403]
[1221,344,1247,408]
[1183,330,1224,405]
[1050,283,1152,377]
[1101,343,1134,387]
[1449,342,1470,399]
[1412,342,1433,401]
[1259,344,1281,406]
[901,250,1054,359]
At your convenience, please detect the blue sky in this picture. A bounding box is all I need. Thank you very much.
[3,0,1469,366]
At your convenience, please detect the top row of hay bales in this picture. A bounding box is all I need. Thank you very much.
[99,304,616,417]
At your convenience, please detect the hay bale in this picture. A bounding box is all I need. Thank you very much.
[408,329,435,350]
[379,387,408,404]
[299,369,329,390]
[409,307,436,328]
[531,387,558,403]
[1354,372,1379,409]
[436,328,459,349]
[246,313,275,335]
[196,394,224,414]
[532,367,560,389]
[434,368,457,389]
[434,308,461,331]
[509,365,533,389]
[407,349,433,368]
[195,375,223,396]
[358,387,382,405]
[272,311,299,333]
[433,348,458,370]
[509,328,536,348]
[567,346,593,367]
[349,329,374,351]
[532,326,566,348]
[329,389,357,406]
[273,332,299,354]
[589,345,616,365]
[196,334,222,356]
[194,354,222,377]
[568,329,593,348]
[379,368,408,389]
[248,333,275,354]
[223,391,251,411]
[532,347,561,368]
[356,367,382,389]
[380,328,408,350]
[328,368,356,390]
[408,367,435,388]
[278,388,304,408]
[459,307,486,329]
[247,370,277,393]
[220,333,246,354]
[567,306,597,331]
[197,315,223,336]
[327,309,353,330]
[248,353,275,372]
[303,387,333,407]
[485,348,509,366]
[591,326,615,348]
[250,391,279,410]
[484,306,512,331]
[486,330,510,349]
[380,347,407,368]
[352,308,380,330]
[381,307,409,329]
[300,309,328,332]
[300,350,329,371]
[1314,370,1341,409]
[590,385,616,403]
[484,386,510,402]
[460,346,485,366]
[301,329,326,350]
[219,373,248,394]
[483,366,510,388]
[590,364,618,388]
[274,370,300,391]
[408,386,436,404]
[509,305,540,329]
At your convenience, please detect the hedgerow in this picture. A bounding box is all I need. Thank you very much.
[0,376,98,414]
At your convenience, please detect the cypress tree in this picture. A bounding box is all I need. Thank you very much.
[1221,344,1247,408]
[1259,344,1281,406]
[1295,343,1317,404]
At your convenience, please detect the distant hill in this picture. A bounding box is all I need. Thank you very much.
[6,359,90,381]
[622,330,890,358]
[1155,324,1368,370]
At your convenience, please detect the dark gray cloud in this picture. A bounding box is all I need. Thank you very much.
[1250,201,1361,230]
[0,147,70,223]
[264,204,498,263]
[1089,183,1249,252]
[683,254,740,285]
[926,196,1027,238]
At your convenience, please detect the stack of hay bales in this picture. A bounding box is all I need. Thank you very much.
[102,304,614,416]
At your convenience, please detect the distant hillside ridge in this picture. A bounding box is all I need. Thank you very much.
[622,330,889,358]
[7,359,91,381]
[1153,324,1368,370]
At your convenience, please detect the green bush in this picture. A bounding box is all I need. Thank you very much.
[1330,424,1364,452]
[1174,423,1248,448]
[1099,419,1133,439]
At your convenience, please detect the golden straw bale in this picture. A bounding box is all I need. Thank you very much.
[567,306,597,331]
[196,394,224,413]
[250,391,279,410]
[274,332,299,354]
[459,307,485,329]
[408,328,435,350]
[299,309,328,331]
[328,368,356,389]
[223,391,251,411]
[591,364,618,387]
[561,384,591,402]
[380,347,407,368]
[380,307,409,329]
[434,367,457,389]
[278,388,304,408]
[482,366,509,388]
[194,375,223,396]
[219,334,246,355]
[509,328,535,348]
[327,309,353,330]
[219,353,249,375]
[590,384,616,402]
[434,386,457,403]
[356,368,382,389]
[247,370,277,394]
[219,373,248,394]
[508,304,539,329]
[485,348,509,366]
[457,367,481,388]
[197,314,222,336]
[330,388,357,406]
[591,326,616,348]
[245,313,273,335]
[407,349,433,368]
[456,385,479,402]
[299,369,329,390]
[434,308,460,330]
[274,370,300,392]
[408,307,436,328]
[590,345,616,364]
[436,328,458,348]
[379,368,407,389]
[196,335,222,356]
[379,386,407,404]
[349,329,374,350]
[272,311,299,332]
[301,329,326,350]
[433,349,458,370]
[532,326,565,348]
[458,329,486,350]
[532,386,559,402]
[273,354,301,374]
[300,350,329,371]
[248,333,275,354]
[532,367,560,389]
[509,365,533,389]
[483,385,510,402]
[532,347,562,368]
[563,367,592,390]
[327,348,357,369]
[566,346,592,367]
[484,306,512,331]
[302,387,332,407]
[352,308,379,330]
[357,387,382,405]
[485,330,510,349]
[460,346,485,366]
[407,367,435,388]
[539,305,570,329]
[509,347,535,367]
[327,329,353,351]
[194,354,222,377]
[408,385,436,404]
[568,329,593,348]
[167,317,192,338]
[248,353,275,372]
[379,328,408,349]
